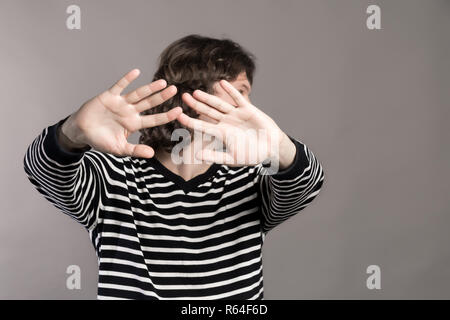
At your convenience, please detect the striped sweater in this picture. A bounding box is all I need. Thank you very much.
[23,116,325,300]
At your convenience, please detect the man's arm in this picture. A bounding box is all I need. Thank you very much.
[23,116,107,231]
[23,69,180,231]
[254,134,325,236]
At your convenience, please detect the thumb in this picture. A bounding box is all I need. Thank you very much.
[124,143,155,158]
[196,149,234,165]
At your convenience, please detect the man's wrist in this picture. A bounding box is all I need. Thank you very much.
[58,116,90,152]
[277,131,297,170]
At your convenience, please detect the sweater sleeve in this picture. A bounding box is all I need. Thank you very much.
[23,116,106,231]
[254,135,325,236]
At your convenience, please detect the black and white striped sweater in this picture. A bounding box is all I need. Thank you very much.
[23,116,325,300]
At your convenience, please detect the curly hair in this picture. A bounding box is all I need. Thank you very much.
[138,34,256,153]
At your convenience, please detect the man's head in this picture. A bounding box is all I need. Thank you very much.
[139,34,256,153]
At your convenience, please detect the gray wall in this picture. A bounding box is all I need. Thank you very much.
[1,0,449,299]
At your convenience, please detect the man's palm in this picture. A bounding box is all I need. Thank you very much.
[67,69,181,158]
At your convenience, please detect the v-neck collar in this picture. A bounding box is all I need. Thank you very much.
[146,156,222,193]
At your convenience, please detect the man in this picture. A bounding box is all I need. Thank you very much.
[23,34,325,299]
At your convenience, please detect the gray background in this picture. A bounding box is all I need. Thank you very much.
[0,0,449,299]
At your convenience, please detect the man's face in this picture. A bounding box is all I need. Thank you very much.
[198,71,252,123]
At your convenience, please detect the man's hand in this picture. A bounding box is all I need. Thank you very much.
[176,79,296,168]
[60,69,182,158]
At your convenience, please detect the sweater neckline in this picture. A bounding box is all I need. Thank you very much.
[146,156,222,193]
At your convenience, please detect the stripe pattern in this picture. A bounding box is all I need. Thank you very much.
[23,117,325,300]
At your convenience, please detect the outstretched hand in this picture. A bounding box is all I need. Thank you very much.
[176,79,293,167]
[62,69,182,158]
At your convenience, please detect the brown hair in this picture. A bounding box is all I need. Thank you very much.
[138,34,256,153]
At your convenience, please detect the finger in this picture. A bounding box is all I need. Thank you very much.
[134,85,177,113]
[182,93,224,121]
[176,112,223,138]
[192,89,235,113]
[109,69,140,95]
[123,79,167,104]
[196,149,235,165]
[140,106,182,129]
[219,79,249,108]
[123,143,155,159]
